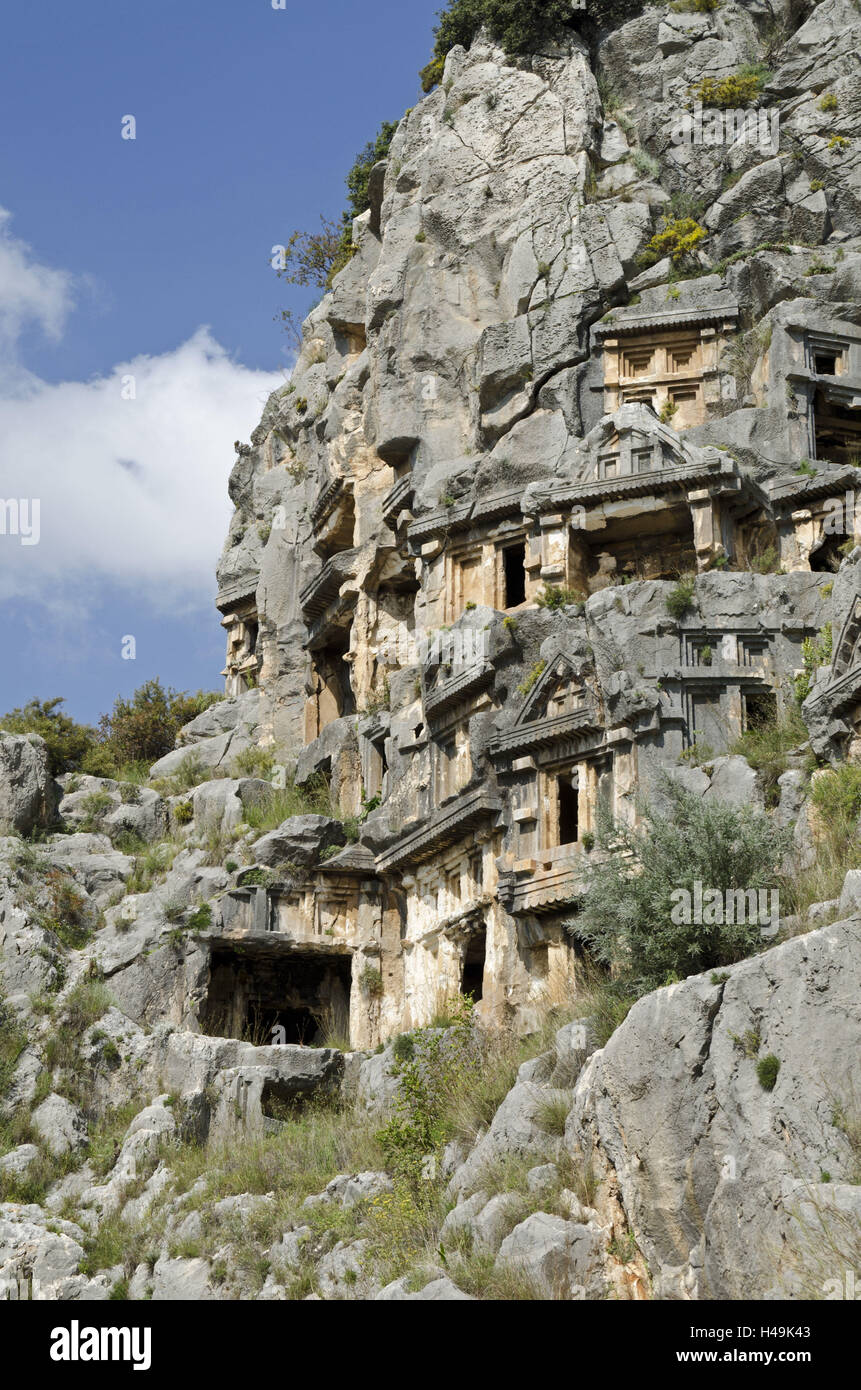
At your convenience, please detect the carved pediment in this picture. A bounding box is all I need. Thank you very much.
[516,653,590,725]
[832,596,861,679]
[489,651,602,761]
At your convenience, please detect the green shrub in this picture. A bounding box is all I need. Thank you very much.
[174,800,194,825]
[665,575,696,619]
[631,148,659,180]
[518,661,546,696]
[186,902,213,934]
[639,217,707,268]
[795,623,833,704]
[756,1054,780,1091]
[359,965,384,998]
[419,0,582,91]
[566,778,789,993]
[818,92,838,113]
[751,544,780,574]
[0,698,95,775]
[536,585,585,611]
[692,64,769,108]
[377,999,479,1185]
[81,681,222,775]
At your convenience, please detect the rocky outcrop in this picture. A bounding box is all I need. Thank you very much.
[0,734,55,836]
[2,2,861,1303]
[567,916,861,1299]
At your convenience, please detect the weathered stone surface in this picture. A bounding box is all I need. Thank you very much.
[567,919,861,1299]
[250,815,347,869]
[496,1211,606,1298]
[0,734,54,834]
[31,1095,88,1158]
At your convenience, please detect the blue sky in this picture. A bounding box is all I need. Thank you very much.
[0,0,434,724]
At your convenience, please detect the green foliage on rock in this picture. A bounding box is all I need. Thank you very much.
[795,623,833,704]
[419,0,643,92]
[566,780,789,993]
[665,574,696,619]
[0,698,95,775]
[277,119,398,302]
[91,680,222,773]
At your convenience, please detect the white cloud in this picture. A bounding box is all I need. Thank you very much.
[0,210,283,611]
[0,207,77,388]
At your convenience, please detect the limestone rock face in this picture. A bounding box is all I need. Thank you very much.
[200,0,861,1044]
[31,1094,88,1158]
[251,815,347,869]
[0,734,54,835]
[3,5,861,1304]
[567,918,861,1299]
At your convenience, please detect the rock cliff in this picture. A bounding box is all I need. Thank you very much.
[1,0,860,1300]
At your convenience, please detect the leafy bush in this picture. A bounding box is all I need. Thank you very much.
[665,575,696,619]
[751,544,780,574]
[566,779,789,992]
[87,680,220,771]
[796,623,833,704]
[756,1054,780,1090]
[377,999,480,1185]
[639,217,707,268]
[0,698,95,775]
[419,0,645,90]
[536,585,585,611]
[692,64,769,108]
[359,965,384,998]
[631,148,659,180]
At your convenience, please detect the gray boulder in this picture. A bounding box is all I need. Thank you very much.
[0,733,54,834]
[567,919,861,1299]
[496,1211,606,1298]
[250,815,347,869]
[31,1095,88,1158]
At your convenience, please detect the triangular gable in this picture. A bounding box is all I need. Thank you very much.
[515,651,587,725]
[831,595,861,678]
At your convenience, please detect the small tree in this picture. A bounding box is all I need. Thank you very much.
[567,779,789,992]
[91,681,221,771]
[0,698,96,774]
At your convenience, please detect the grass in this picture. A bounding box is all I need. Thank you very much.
[730,703,809,805]
[534,1093,571,1136]
[780,761,861,919]
[665,575,696,619]
[242,775,336,834]
[125,835,185,894]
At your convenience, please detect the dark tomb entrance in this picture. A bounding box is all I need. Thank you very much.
[200,943,352,1046]
[462,928,487,1002]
